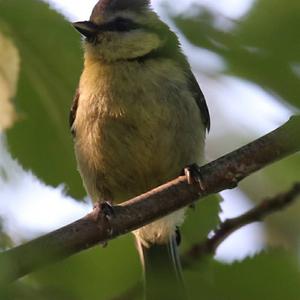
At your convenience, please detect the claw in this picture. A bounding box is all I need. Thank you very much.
[91,201,115,220]
[89,201,115,241]
[184,163,205,191]
[85,200,116,248]
[100,201,116,220]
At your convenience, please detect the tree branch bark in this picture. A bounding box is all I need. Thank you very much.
[183,182,300,266]
[0,116,299,284]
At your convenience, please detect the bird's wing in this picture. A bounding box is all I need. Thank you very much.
[186,70,211,132]
[69,88,80,136]
[155,25,211,131]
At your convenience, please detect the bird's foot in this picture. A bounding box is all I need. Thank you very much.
[88,201,115,246]
[99,201,116,220]
[90,201,115,222]
[184,163,205,191]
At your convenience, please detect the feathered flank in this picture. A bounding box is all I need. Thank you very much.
[90,0,150,19]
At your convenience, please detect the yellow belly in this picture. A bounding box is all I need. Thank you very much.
[75,103,204,203]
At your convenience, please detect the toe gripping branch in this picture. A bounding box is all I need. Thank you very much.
[89,201,115,221]
[184,163,205,191]
[87,201,116,245]
[100,201,116,220]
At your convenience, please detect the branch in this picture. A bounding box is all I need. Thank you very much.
[0,116,299,284]
[183,183,300,265]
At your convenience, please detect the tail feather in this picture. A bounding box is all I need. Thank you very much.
[168,234,184,286]
[137,235,186,300]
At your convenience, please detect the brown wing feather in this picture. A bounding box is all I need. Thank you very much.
[69,89,79,137]
[186,70,211,132]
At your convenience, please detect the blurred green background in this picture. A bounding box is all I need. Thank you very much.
[0,0,299,299]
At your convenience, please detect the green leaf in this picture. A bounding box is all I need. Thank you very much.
[0,0,84,197]
[180,194,221,252]
[240,154,300,245]
[185,250,300,300]
[0,218,13,250]
[174,0,300,109]
[1,281,76,300]
[29,235,142,300]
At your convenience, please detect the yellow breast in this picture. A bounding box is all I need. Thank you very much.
[74,59,205,203]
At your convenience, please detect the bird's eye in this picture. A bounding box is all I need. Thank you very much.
[114,17,138,31]
[105,17,139,32]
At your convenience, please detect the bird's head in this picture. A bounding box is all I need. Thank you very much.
[73,0,172,62]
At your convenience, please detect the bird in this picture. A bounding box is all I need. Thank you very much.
[71,0,210,298]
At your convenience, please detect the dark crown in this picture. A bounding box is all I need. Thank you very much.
[90,0,150,20]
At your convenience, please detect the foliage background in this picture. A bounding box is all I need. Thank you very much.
[0,0,299,299]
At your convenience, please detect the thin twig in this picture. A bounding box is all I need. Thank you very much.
[0,116,299,284]
[183,183,300,266]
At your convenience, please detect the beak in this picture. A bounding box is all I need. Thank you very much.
[72,21,98,38]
